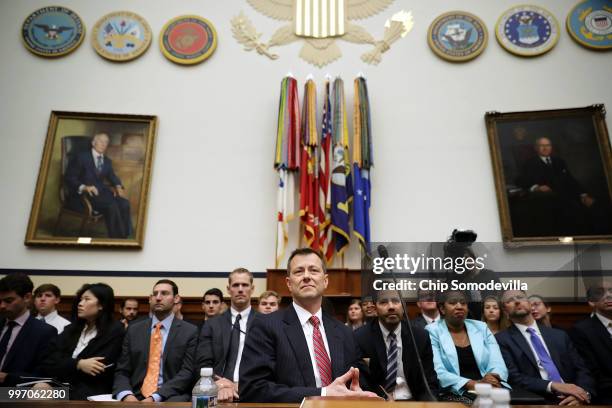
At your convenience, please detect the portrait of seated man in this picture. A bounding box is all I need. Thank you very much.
[64,132,132,238]
[513,136,611,237]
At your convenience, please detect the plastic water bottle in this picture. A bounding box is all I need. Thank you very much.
[192,367,218,408]
[490,388,511,408]
[472,383,493,408]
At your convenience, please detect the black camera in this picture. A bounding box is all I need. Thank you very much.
[444,229,477,258]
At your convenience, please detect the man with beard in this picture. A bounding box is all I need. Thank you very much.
[113,280,197,402]
[496,290,594,405]
[119,298,139,329]
[354,288,438,400]
[196,268,257,402]
[569,281,612,404]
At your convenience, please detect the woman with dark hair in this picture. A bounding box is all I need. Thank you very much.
[426,291,509,403]
[481,295,507,335]
[528,294,553,328]
[40,283,124,400]
[345,299,365,330]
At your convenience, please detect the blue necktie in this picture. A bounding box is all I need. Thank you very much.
[385,332,398,392]
[526,327,563,383]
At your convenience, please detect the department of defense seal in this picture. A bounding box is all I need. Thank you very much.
[22,6,85,57]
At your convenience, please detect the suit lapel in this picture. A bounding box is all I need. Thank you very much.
[246,309,257,331]
[283,305,317,387]
[439,320,460,374]
[221,310,232,360]
[141,318,152,364]
[163,318,181,365]
[322,312,344,380]
[4,316,33,368]
[372,321,388,374]
[466,321,484,374]
[508,325,538,370]
[591,315,612,347]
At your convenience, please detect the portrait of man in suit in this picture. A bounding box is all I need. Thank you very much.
[196,268,257,402]
[64,132,132,238]
[113,279,198,402]
[239,248,378,402]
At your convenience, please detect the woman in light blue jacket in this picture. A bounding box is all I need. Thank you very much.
[426,290,509,400]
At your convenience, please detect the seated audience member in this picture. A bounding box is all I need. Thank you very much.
[40,283,124,400]
[413,289,440,329]
[425,290,508,403]
[569,282,612,404]
[345,299,365,331]
[354,289,439,400]
[240,248,378,402]
[113,279,197,402]
[258,290,280,314]
[528,295,553,328]
[119,298,139,329]
[361,296,378,321]
[173,296,184,320]
[496,290,594,405]
[34,283,71,334]
[197,268,258,402]
[0,273,57,385]
[202,288,224,322]
[482,295,506,335]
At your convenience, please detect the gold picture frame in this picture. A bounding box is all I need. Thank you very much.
[485,105,612,247]
[25,111,157,248]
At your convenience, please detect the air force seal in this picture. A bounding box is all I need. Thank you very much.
[496,5,559,57]
[567,0,612,50]
[22,6,85,57]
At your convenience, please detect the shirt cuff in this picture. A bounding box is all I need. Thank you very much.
[116,391,133,401]
[321,387,327,396]
[547,382,553,393]
[152,393,162,402]
[78,184,85,194]
[529,184,539,192]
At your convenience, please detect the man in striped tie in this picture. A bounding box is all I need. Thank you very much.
[353,288,439,400]
[239,248,379,402]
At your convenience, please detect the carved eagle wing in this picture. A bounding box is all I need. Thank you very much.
[247,0,294,21]
[347,0,394,20]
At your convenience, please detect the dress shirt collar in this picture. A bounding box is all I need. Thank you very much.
[10,310,30,327]
[91,148,104,160]
[514,320,539,335]
[38,310,58,322]
[151,313,174,330]
[378,320,400,343]
[539,155,551,164]
[293,301,322,327]
[230,306,251,321]
[595,312,612,329]
[423,313,440,325]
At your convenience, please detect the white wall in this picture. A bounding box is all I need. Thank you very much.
[1,0,611,295]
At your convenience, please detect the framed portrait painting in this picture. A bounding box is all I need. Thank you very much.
[25,111,157,248]
[485,105,612,247]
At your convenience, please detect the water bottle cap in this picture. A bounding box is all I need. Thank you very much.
[474,383,492,395]
[200,367,213,377]
[490,388,510,402]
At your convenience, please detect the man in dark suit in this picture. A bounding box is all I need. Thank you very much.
[64,132,132,238]
[196,268,257,402]
[0,272,57,386]
[496,290,594,405]
[516,137,595,236]
[113,279,197,402]
[239,248,378,402]
[354,288,438,400]
[569,281,612,404]
[412,289,440,330]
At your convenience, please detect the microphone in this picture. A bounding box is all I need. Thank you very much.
[376,245,437,401]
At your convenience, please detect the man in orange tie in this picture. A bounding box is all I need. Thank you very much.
[113,280,198,402]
